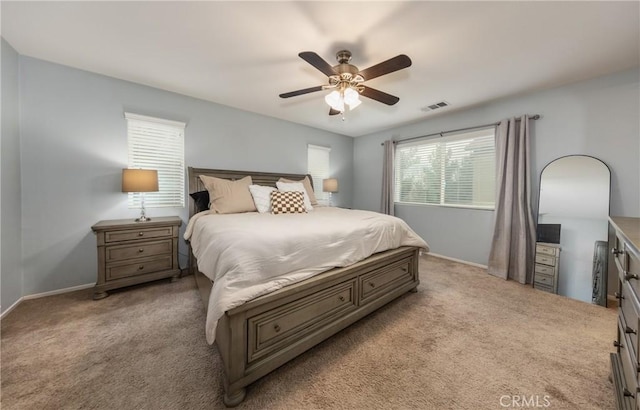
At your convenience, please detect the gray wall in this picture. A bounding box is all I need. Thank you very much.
[354,68,640,265]
[7,52,639,306]
[17,56,353,298]
[1,38,23,312]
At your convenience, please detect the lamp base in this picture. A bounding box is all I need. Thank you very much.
[136,201,150,222]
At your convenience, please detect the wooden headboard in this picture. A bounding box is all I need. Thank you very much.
[187,167,313,218]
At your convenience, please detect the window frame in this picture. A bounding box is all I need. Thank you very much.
[394,126,496,211]
[307,144,331,204]
[125,112,186,209]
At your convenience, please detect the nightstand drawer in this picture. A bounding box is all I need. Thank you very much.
[534,264,554,275]
[535,254,556,267]
[535,283,554,293]
[106,239,172,262]
[106,255,173,280]
[105,227,173,243]
[534,273,554,287]
[536,244,559,257]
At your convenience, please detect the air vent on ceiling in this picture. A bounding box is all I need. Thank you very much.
[421,101,450,112]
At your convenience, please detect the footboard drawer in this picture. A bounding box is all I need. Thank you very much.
[359,258,413,305]
[247,279,357,364]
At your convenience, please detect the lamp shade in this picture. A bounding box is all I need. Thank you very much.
[322,178,338,193]
[122,169,159,193]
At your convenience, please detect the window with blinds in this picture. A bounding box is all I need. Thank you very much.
[394,127,496,209]
[307,144,331,203]
[126,113,186,208]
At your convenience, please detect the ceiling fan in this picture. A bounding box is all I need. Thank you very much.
[279,50,412,116]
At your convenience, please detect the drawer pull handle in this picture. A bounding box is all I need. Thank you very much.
[612,248,623,256]
[273,324,281,332]
[138,232,144,237]
[625,272,639,281]
[625,326,637,335]
[338,295,345,302]
[614,340,624,348]
[138,265,144,271]
[138,248,144,253]
[369,282,375,288]
[615,292,625,300]
[623,388,635,398]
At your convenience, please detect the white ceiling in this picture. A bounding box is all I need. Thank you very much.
[2,1,639,137]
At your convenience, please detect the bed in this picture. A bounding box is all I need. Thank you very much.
[185,167,428,406]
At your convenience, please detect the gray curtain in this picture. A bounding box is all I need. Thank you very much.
[381,140,395,215]
[488,116,536,284]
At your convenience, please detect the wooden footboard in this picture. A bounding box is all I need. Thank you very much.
[194,246,420,406]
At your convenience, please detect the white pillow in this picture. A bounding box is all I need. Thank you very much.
[276,181,313,211]
[249,185,277,213]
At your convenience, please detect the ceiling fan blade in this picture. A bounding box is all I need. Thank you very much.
[329,108,341,116]
[360,86,400,106]
[358,54,412,81]
[279,86,324,99]
[299,52,337,77]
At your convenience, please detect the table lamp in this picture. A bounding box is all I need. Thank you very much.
[322,178,338,207]
[122,169,159,222]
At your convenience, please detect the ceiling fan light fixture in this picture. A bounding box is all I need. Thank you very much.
[281,50,411,116]
[325,90,344,112]
[343,87,360,106]
[325,86,361,112]
[347,97,361,110]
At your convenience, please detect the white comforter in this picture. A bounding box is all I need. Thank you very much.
[184,207,429,344]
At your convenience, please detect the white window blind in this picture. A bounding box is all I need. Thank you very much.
[394,127,496,209]
[307,144,331,203]
[126,113,186,208]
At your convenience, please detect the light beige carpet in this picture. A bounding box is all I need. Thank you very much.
[1,255,616,410]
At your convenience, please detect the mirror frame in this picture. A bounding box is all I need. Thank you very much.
[535,154,611,305]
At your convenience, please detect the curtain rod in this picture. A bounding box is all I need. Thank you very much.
[380,114,540,146]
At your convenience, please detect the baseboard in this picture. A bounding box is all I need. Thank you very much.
[1,297,24,320]
[23,283,95,300]
[426,252,488,269]
[1,283,94,320]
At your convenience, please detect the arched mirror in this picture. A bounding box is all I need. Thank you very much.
[536,155,610,305]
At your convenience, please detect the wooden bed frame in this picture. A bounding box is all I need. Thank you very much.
[186,167,421,406]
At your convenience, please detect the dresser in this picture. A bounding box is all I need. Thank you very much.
[533,242,561,293]
[610,216,640,410]
[91,216,182,300]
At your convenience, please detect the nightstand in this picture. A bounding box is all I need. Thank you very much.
[533,242,560,294]
[91,216,182,300]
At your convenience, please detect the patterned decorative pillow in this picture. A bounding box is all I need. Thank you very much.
[270,191,307,214]
[276,181,313,211]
